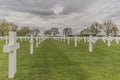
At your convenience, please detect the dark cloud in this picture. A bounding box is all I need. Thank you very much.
[0,0,120,34]
[0,0,94,17]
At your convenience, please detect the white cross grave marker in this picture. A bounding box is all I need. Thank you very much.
[115,37,119,44]
[20,37,23,42]
[3,32,20,78]
[84,37,87,43]
[39,36,41,45]
[67,37,70,45]
[30,35,34,54]
[36,36,38,47]
[78,37,81,42]
[74,36,78,47]
[107,36,111,47]
[63,35,66,43]
[61,37,62,42]
[89,35,93,52]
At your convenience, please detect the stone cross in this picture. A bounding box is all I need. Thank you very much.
[74,36,78,47]
[115,37,119,44]
[92,37,97,44]
[84,37,87,43]
[36,36,38,47]
[67,37,70,45]
[3,32,20,78]
[20,37,23,42]
[61,37,63,42]
[78,37,81,42]
[107,36,111,47]
[89,35,93,52]
[30,35,34,54]
[39,36,41,45]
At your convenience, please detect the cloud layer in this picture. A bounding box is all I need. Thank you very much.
[0,0,120,34]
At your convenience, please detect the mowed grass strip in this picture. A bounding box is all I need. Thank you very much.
[0,38,120,80]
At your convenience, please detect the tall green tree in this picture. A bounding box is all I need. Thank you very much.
[89,22,102,36]
[83,28,90,36]
[44,30,48,36]
[51,27,59,37]
[30,28,40,36]
[103,20,119,36]
[63,28,73,36]
[111,24,119,36]
[17,26,31,36]
[80,30,84,37]
[9,23,18,31]
[44,30,52,37]
[0,19,18,36]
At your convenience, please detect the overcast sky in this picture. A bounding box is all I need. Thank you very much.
[0,0,120,34]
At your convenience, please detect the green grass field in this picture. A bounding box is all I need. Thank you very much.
[0,39,120,80]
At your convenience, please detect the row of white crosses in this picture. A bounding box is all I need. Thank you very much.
[60,35,94,50]
[1,32,120,78]
[18,35,120,53]
[57,35,120,53]
[17,37,29,42]
[0,36,9,44]
[29,35,47,54]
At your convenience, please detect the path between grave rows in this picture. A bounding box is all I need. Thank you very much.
[0,38,120,80]
[17,38,86,80]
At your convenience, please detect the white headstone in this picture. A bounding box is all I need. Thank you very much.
[108,36,111,47]
[61,37,62,42]
[74,36,77,47]
[78,37,81,42]
[20,37,23,42]
[84,37,87,43]
[63,35,66,43]
[39,37,41,45]
[67,37,70,45]
[30,35,34,54]
[36,36,38,47]
[115,37,119,44]
[89,35,93,52]
[3,32,19,78]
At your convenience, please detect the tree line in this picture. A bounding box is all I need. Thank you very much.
[44,28,73,37]
[80,20,119,37]
[0,19,72,37]
[0,18,119,37]
[0,18,40,36]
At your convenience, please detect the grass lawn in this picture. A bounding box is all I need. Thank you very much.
[0,38,120,80]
